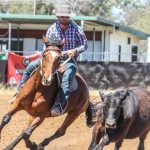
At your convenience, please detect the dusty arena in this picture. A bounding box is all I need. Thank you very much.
[0,86,150,150]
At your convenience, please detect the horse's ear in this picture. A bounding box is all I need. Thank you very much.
[99,90,105,101]
[43,35,49,44]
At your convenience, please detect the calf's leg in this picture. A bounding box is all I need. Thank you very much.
[88,120,104,150]
[114,140,123,150]
[138,131,148,150]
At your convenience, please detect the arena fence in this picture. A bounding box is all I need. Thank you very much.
[1,60,150,90]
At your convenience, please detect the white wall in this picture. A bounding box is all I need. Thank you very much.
[37,39,44,51]
[109,31,140,62]
[78,40,102,61]
[104,30,110,61]
[23,38,36,56]
[147,37,150,62]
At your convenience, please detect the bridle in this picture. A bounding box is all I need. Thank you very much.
[40,46,61,85]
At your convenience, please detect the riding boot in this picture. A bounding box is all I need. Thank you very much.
[51,97,68,116]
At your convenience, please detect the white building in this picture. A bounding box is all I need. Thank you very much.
[0,14,150,62]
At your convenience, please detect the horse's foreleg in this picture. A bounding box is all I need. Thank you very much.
[5,115,46,150]
[23,115,47,149]
[4,126,36,150]
[0,100,20,138]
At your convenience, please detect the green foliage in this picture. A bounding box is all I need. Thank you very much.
[0,0,149,33]
[36,1,54,15]
[0,0,54,15]
[130,5,150,33]
[0,1,33,14]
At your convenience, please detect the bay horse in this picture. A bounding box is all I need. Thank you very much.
[89,87,150,150]
[0,37,92,150]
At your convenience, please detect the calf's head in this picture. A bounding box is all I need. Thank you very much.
[99,90,128,129]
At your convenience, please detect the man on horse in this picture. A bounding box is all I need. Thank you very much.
[11,2,88,116]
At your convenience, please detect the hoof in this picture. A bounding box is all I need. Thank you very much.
[4,146,13,150]
[36,144,44,150]
[29,141,37,150]
[88,146,97,150]
[26,141,37,150]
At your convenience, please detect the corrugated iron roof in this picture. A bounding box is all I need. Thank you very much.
[0,14,150,39]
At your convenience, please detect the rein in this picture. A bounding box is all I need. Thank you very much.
[40,46,78,86]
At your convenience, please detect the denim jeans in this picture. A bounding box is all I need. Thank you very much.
[18,57,77,102]
[18,58,40,90]
[59,58,77,103]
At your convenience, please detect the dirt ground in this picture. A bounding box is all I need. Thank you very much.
[0,88,150,150]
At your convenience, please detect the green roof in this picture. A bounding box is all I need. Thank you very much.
[0,13,150,39]
[0,14,97,24]
[97,16,150,40]
[117,25,150,40]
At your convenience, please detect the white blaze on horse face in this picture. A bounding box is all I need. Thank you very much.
[47,51,58,82]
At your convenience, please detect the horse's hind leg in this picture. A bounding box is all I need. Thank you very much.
[39,111,81,147]
[138,131,148,150]
[0,100,20,138]
[55,111,81,136]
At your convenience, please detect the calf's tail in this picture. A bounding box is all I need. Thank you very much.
[85,101,103,127]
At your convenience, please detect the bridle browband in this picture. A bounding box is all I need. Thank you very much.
[43,45,61,55]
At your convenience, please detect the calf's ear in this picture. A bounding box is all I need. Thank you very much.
[99,90,105,101]
[118,89,129,100]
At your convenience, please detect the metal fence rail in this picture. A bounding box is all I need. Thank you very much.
[0,50,148,63]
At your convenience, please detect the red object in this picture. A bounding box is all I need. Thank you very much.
[7,52,40,85]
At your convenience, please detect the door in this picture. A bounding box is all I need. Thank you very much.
[132,46,138,62]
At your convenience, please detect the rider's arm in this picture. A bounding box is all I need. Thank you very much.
[75,26,88,54]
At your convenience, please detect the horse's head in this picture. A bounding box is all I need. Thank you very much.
[40,36,64,86]
[99,90,128,129]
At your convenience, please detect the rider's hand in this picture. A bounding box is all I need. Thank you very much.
[62,49,78,58]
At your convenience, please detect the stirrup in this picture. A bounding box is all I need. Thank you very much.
[51,101,68,116]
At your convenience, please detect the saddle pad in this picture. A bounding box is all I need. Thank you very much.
[70,78,78,92]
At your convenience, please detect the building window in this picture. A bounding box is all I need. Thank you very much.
[128,37,131,44]
[118,45,121,62]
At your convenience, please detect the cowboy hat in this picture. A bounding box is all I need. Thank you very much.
[55,2,74,17]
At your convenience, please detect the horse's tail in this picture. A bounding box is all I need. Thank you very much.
[85,101,103,128]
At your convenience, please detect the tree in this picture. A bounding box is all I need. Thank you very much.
[130,5,150,33]
[0,0,54,15]
[36,1,54,15]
